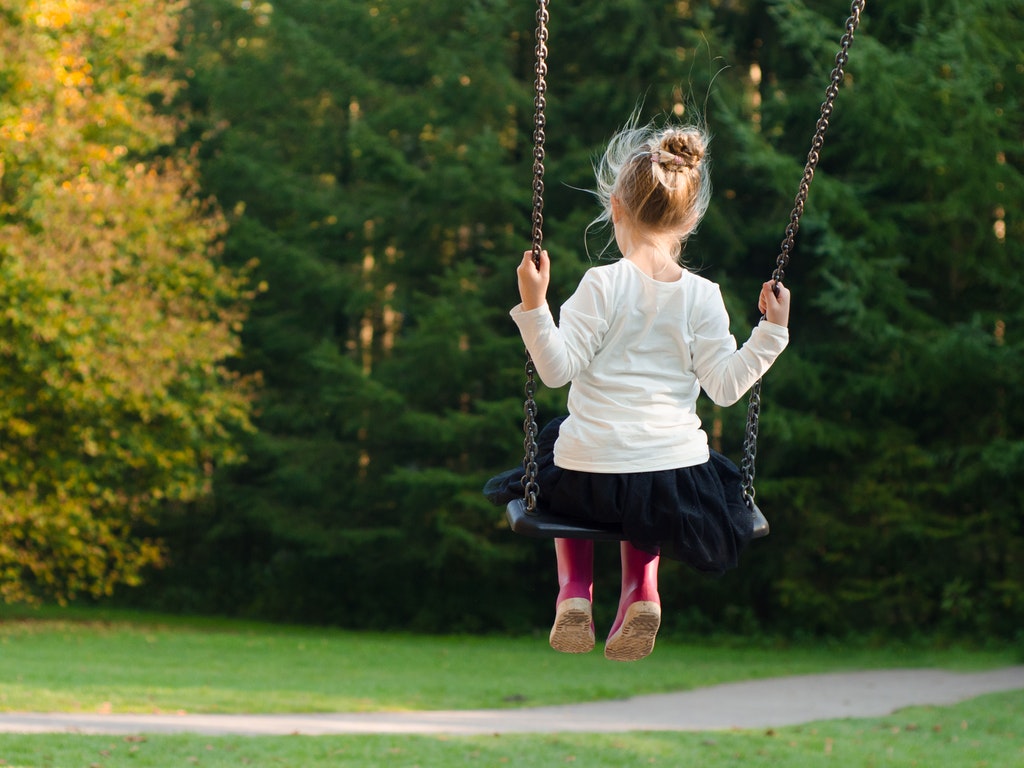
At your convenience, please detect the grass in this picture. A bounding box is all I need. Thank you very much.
[0,691,1020,767]
[0,606,1021,766]
[0,605,1018,715]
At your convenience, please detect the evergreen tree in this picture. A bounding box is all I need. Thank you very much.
[703,0,1024,635]
[143,0,544,628]
[144,0,1023,638]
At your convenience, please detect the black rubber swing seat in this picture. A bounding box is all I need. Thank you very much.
[504,498,626,540]
[505,498,771,541]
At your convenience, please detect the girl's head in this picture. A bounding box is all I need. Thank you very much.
[592,118,711,258]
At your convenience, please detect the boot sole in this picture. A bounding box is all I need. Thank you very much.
[549,598,595,654]
[604,601,661,662]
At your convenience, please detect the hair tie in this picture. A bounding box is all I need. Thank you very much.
[650,148,698,172]
[650,150,685,166]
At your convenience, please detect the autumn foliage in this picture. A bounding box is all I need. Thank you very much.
[0,0,253,602]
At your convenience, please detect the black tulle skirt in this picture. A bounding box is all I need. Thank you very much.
[484,416,755,575]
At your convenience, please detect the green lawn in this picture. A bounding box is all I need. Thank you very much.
[0,605,1019,715]
[0,606,1021,766]
[0,691,1021,767]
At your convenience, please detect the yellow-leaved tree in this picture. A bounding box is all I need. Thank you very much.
[0,0,253,603]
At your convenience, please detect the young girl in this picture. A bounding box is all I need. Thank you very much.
[486,120,790,661]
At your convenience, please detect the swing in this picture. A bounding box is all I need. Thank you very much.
[506,0,866,541]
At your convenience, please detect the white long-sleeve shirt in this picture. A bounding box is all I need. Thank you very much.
[511,258,789,472]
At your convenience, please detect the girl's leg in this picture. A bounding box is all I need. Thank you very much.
[549,537,595,653]
[604,541,661,661]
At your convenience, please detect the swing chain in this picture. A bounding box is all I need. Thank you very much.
[531,0,549,268]
[741,0,864,508]
[522,0,550,514]
[772,0,864,286]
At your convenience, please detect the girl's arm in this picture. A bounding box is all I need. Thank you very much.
[692,283,790,407]
[511,260,609,388]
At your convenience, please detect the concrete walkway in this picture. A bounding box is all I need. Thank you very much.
[1,667,1022,736]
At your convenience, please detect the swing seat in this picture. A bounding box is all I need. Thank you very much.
[505,498,771,540]
[505,498,627,540]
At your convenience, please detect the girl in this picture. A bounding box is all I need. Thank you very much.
[486,120,790,661]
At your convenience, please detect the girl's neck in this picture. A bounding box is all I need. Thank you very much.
[614,220,682,282]
[623,243,682,282]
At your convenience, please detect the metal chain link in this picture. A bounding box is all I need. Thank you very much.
[521,0,549,514]
[740,0,865,509]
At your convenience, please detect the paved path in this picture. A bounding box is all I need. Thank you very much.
[1,668,1022,736]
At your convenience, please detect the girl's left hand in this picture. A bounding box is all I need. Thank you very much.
[759,280,791,327]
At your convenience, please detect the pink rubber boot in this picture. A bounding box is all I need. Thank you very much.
[549,538,595,653]
[604,542,661,661]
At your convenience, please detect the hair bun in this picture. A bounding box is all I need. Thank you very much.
[656,130,705,170]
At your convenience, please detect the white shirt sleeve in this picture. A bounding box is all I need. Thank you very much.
[691,285,789,407]
[509,272,609,388]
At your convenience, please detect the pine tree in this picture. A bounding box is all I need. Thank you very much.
[704,0,1024,635]
[151,0,1023,637]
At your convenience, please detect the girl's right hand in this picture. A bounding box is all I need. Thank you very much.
[517,249,550,311]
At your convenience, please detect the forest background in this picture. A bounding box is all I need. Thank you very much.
[0,0,1021,640]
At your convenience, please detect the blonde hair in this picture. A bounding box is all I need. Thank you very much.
[591,118,711,259]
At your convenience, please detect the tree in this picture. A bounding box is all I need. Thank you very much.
[155,0,769,630]
[0,0,253,603]
[141,0,1023,638]
[700,0,1024,635]
[130,0,542,628]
